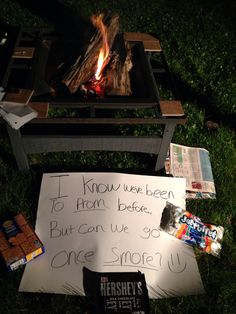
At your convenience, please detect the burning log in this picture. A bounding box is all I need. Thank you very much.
[60,13,119,94]
[80,35,133,97]
[105,37,133,96]
[50,12,133,98]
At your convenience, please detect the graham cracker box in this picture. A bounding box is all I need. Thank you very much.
[0,213,45,271]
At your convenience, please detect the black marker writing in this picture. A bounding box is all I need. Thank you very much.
[50,220,77,238]
[51,249,95,269]
[145,184,175,200]
[50,198,65,214]
[74,197,109,213]
[49,175,69,214]
[50,174,69,199]
[117,198,151,215]
[167,253,187,273]
[123,184,143,194]
[110,223,129,233]
[82,175,121,195]
[139,226,160,239]
[78,223,106,234]
[50,220,106,238]
[104,247,162,272]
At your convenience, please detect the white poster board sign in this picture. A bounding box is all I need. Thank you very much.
[19,173,204,298]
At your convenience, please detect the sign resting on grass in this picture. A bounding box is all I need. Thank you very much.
[19,172,204,298]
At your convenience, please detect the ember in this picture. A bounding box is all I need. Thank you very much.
[81,76,106,98]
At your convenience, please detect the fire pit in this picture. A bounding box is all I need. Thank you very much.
[0,22,186,171]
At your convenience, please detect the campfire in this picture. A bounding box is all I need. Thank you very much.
[51,13,133,98]
[0,16,158,109]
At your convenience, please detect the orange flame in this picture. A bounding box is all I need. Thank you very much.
[91,14,109,80]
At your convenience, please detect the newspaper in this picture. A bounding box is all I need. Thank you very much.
[0,87,37,129]
[0,101,37,129]
[166,143,216,199]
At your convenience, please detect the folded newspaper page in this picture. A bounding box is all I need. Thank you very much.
[166,143,216,199]
[0,87,37,129]
[0,101,37,129]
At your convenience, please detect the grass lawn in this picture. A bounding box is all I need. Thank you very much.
[0,0,235,313]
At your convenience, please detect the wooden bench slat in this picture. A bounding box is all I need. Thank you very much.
[159,100,184,117]
[28,102,49,118]
[4,89,34,104]
[13,47,35,59]
[124,32,162,52]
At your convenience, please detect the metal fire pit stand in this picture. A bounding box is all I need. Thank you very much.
[1,29,186,172]
[6,102,185,172]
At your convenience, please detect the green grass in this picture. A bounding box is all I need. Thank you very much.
[0,0,236,313]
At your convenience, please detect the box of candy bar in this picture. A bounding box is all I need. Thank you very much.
[0,213,45,271]
[83,267,150,313]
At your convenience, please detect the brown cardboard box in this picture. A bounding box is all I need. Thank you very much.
[0,213,45,271]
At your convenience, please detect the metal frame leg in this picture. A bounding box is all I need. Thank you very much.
[155,122,176,171]
[7,125,29,171]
